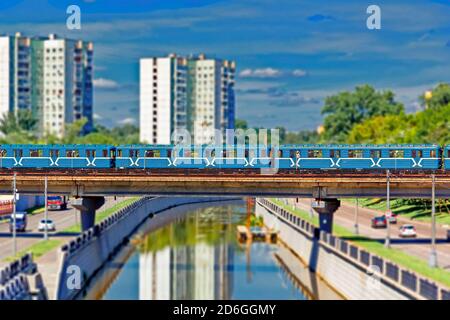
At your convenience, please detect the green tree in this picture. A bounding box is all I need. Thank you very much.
[321,85,404,143]
[235,119,248,130]
[420,83,450,109]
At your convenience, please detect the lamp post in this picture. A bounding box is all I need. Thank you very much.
[354,198,359,235]
[385,170,391,248]
[12,172,17,256]
[429,174,438,267]
[44,176,48,240]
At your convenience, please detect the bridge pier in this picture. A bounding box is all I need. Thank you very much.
[312,198,340,234]
[71,197,105,232]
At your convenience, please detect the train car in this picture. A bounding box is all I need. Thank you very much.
[280,144,440,171]
[442,145,450,170]
[115,145,172,169]
[0,144,115,169]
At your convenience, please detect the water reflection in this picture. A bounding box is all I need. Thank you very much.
[97,203,341,300]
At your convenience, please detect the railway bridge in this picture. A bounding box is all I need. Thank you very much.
[0,171,447,232]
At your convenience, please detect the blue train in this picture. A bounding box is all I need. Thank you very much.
[0,144,447,171]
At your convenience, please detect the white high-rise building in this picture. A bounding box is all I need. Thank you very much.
[140,54,235,144]
[0,33,32,116]
[0,33,94,137]
[140,54,187,144]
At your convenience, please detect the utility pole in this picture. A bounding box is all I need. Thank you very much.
[385,170,391,248]
[429,174,438,267]
[44,176,49,240]
[12,172,17,257]
[354,198,359,235]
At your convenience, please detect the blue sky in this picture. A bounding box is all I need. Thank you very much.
[1,0,449,131]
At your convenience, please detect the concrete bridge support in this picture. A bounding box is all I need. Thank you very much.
[312,198,340,233]
[71,197,105,232]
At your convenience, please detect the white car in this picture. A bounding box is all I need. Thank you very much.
[38,219,56,232]
[399,224,417,238]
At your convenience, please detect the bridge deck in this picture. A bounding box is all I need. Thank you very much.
[0,171,448,198]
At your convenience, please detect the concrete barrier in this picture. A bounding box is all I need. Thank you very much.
[256,198,450,300]
[0,253,47,300]
[54,196,238,300]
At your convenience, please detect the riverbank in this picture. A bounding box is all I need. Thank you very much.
[257,198,450,300]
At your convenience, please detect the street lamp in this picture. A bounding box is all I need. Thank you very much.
[424,90,433,109]
[354,198,359,235]
[12,172,17,257]
[385,170,391,248]
[44,176,49,241]
[429,174,438,267]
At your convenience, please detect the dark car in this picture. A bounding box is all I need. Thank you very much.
[371,216,387,229]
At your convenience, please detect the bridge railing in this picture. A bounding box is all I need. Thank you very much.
[258,198,450,300]
[0,253,43,300]
[61,197,151,256]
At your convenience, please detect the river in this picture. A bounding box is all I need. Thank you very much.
[85,202,342,300]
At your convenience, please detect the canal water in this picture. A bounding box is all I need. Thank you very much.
[88,202,342,300]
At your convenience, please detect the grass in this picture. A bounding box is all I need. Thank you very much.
[62,197,140,234]
[4,239,62,262]
[2,197,141,263]
[26,205,46,215]
[344,198,450,225]
[270,198,450,288]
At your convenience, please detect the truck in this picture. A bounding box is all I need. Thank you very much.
[9,212,28,232]
[47,195,68,211]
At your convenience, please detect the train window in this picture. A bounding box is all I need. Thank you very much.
[447,150,450,158]
[260,149,267,157]
[86,150,96,158]
[192,150,199,158]
[389,150,404,158]
[278,150,283,157]
[29,150,43,157]
[14,150,23,158]
[330,150,340,158]
[348,150,363,158]
[244,149,249,158]
[145,150,154,157]
[50,150,59,158]
[66,150,79,157]
[117,150,123,157]
[167,150,172,158]
[129,150,139,158]
[308,150,323,158]
[0,149,6,158]
[431,150,437,158]
[370,150,381,158]
[102,150,108,157]
[412,150,423,158]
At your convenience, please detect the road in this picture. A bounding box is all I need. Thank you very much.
[0,196,122,261]
[293,199,450,270]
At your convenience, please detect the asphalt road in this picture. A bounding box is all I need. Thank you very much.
[0,197,122,261]
[293,199,450,270]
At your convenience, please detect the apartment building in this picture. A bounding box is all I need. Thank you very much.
[140,54,235,144]
[0,33,94,137]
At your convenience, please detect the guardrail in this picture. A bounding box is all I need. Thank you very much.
[0,253,38,300]
[60,197,150,257]
[258,198,450,300]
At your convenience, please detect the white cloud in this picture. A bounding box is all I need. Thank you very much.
[239,68,282,78]
[93,78,119,89]
[117,117,136,125]
[292,69,307,77]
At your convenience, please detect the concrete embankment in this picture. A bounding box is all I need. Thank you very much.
[54,196,240,300]
[256,198,450,300]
